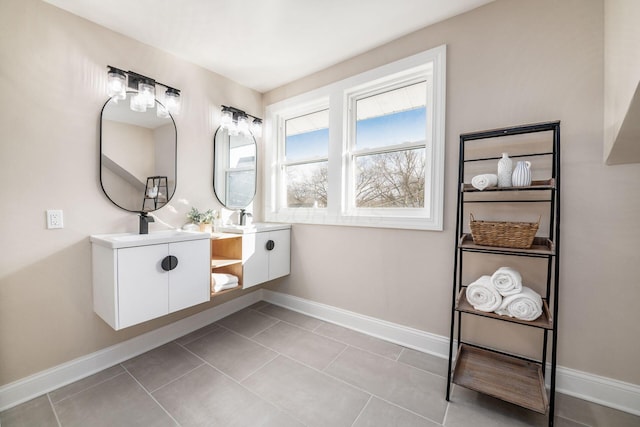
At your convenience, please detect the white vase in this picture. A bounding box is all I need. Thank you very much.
[512,160,532,187]
[497,153,512,187]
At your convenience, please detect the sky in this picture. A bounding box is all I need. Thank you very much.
[285,107,427,161]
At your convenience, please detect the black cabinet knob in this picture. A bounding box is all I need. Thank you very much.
[161,255,178,271]
[266,240,275,251]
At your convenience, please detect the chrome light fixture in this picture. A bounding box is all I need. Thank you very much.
[106,65,181,115]
[220,105,262,137]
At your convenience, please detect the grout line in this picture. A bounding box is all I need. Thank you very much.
[371,394,443,425]
[217,317,282,339]
[178,354,309,427]
[350,394,373,427]
[48,370,128,405]
[46,393,62,427]
[146,362,205,394]
[441,396,450,426]
[277,352,443,425]
[395,347,405,361]
[120,366,183,427]
[172,323,220,346]
[322,344,349,372]
[237,352,280,383]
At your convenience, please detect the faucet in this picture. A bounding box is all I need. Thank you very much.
[238,209,252,226]
[139,212,155,234]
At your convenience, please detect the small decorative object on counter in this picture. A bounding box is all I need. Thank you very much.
[497,152,512,187]
[512,160,532,187]
[187,207,216,232]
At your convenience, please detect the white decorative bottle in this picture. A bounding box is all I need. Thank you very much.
[512,160,532,187]
[497,153,513,187]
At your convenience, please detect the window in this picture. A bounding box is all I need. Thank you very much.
[349,80,428,211]
[265,45,446,230]
[283,109,329,208]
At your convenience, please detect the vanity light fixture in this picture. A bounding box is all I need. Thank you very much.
[220,105,262,137]
[106,65,181,116]
[107,66,126,100]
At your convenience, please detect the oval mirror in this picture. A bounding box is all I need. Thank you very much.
[100,92,177,212]
[213,126,256,209]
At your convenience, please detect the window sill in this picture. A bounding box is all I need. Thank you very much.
[264,210,443,231]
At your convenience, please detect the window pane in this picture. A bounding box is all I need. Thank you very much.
[355,148,425,208]
[355,81,427,150]
[285,110,329,161]
[285,161,328,208]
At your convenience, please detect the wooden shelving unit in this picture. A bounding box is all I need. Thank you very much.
[210,233,243,298]
[452,344,548,414]
[446,121,561,426]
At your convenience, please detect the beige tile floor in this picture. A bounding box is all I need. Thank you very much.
[2,302,638,427]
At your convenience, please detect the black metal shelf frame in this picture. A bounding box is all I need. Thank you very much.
[446,121,561,427]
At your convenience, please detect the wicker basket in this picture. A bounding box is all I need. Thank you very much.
[469,213,539,249]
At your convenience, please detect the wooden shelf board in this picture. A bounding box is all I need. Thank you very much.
[210,284,242,298]
[211,257,242,268]
[456,288,553,329]
[452,344,548,414]
[462,179,555,193]
[459,234,555,256]
[210,233,242,240]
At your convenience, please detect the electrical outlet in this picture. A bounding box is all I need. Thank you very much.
[46,209,64,229]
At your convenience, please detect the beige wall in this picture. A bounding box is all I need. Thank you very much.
[603,0,640,162]
[264,0,640,385]
[0,0,262,385]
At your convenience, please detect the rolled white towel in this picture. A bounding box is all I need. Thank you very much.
[212,273,239,293]
[465,275,502,312]
[213,281,240,293]
[471,174,498,191]
[495,286,542,321]
[212,273,238,286]
[490,267,522,296]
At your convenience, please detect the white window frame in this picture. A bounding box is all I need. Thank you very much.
[264,45,446,230]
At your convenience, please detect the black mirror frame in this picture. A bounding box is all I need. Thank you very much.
[99,93,178,214]
[212,126,257,210]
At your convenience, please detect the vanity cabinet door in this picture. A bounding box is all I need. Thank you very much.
[268,229,291,281]
[242,231,270,288]
[117,244,169,329]
[242,229,291,289]
[168,239,210,312]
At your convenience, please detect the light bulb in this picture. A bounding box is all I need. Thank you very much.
[251,118,262,137]
[221,109,233,129]
[138,81,155,108]
[237,114,250,136]
[107,68,126,100]
[130,92,147,112]
[157,103,169,118]
[164,88,180,115]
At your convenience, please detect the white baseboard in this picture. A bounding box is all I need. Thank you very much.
[0,291,262,412]
[262,290,640,417]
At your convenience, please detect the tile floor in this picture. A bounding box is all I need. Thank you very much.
[1,302,638,427]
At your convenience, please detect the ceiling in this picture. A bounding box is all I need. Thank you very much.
[44,0,494,93]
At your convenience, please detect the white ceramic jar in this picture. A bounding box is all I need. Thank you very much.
[512,160,532,187]
[497,153,513,187]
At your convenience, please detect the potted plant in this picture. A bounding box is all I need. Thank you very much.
[187,207,216,232]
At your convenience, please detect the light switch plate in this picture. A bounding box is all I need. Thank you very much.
[46,209,64,229]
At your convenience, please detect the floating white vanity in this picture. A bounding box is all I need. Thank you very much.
[212,223,291,291]
[90,230,211,330]
[91,224,291,330]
